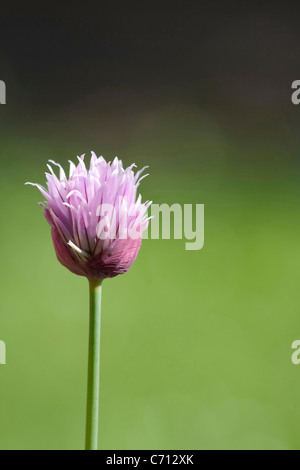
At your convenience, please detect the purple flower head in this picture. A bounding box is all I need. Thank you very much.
[27,152,152,280]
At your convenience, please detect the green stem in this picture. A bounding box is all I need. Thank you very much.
[85,278,102,450]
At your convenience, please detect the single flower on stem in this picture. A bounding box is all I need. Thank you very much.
[26,152,152,450]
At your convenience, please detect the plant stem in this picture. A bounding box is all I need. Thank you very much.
[85,278,102,450]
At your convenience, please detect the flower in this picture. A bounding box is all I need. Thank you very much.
[26,152,151,280]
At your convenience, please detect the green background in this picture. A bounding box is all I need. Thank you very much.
[1,101,300,450]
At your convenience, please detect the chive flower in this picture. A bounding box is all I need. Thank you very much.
[27,152,151,450]
[27,152,151,280]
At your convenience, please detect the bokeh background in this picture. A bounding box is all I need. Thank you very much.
[1,3,300,450]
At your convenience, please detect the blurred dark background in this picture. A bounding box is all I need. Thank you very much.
[1,3,300,169]
[0,4,299,119]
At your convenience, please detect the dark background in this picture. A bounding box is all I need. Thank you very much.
[1,3,299,165]
[0,4,298,111]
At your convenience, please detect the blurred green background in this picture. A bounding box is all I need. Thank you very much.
[1,3,300,450]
